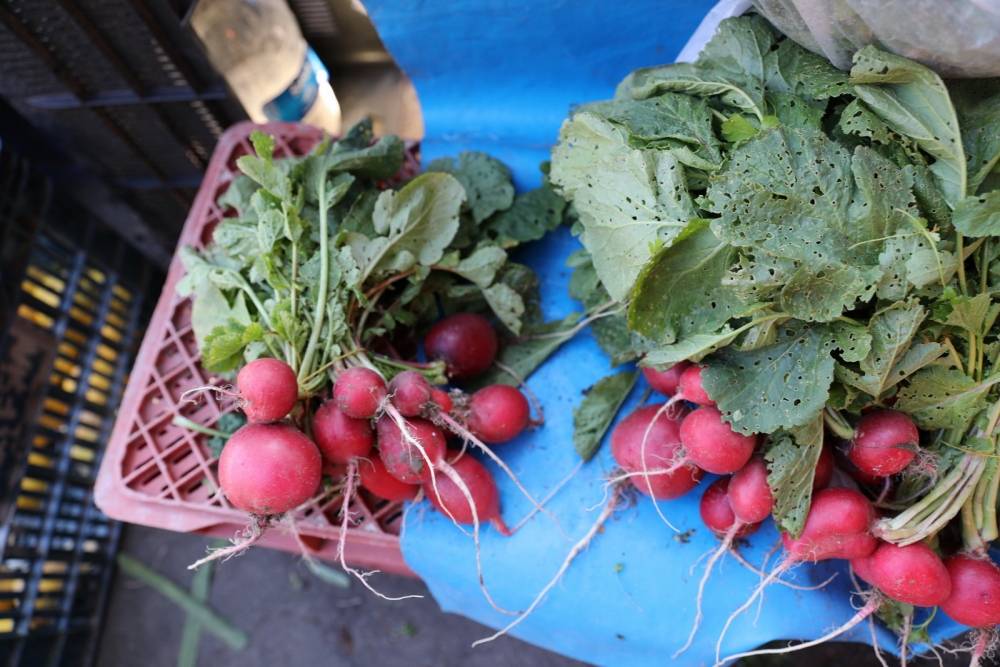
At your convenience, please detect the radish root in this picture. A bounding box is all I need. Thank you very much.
[715,558,795,663]
[727,548,838,591]
[638,400,685,532]
[471,485,623,647]
[674,522,741,658]
[336,458,422,601]
[434,459,521,616]
[715,594,881,666]
[188,517,268,569]
[510,460,582,536]
[440,412,568,539]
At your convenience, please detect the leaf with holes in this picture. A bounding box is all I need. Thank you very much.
[550,112,696,301]
[895,367,997,431]
[766,415,824,537]
[426,151,515,224]
[701,322,857,435]
[952,192,1000,238]
[627,220,744,344]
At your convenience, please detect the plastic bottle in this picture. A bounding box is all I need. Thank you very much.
[190,0,341,133]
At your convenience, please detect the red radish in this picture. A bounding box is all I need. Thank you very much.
[376,415,446,484]
[467,385,531,444]
[312,402,374,464]
[424,313,498,380]
[866,541,951,607]
[781,487,877,562]
[728,455,774,524]
[680,407,756,475]
[388,370,433,417]
[717,486,879,664]
[642,361,691,398]
[851,553,875,585]
[849,410,919,476]
[940,555,1000,627]
[813,445,834,490]
[423,454,509,534]
[218,421,322,515]
[699,477,760,539]
[610,403,703,500]
[358,456,419,502]
[236,358,298,422]
[678,364,715,406]
[333,367,387,419]
[430,387,453,414]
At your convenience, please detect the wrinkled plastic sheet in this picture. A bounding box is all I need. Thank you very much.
[361,1,973,663]
[753,0,1000,77]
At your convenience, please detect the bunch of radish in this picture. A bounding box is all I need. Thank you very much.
[604,359,1000,666]
[194,312,539,597]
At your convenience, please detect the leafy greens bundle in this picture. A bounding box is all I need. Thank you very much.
[553,15,1000,549]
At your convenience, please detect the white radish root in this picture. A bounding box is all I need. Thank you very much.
[715,594,881,666]
[188,517,268,569]
[471,484,623,648]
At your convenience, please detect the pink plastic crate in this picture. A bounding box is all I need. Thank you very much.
[95,122,420,577]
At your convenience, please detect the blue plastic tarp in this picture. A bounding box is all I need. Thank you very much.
[361,1,972,664]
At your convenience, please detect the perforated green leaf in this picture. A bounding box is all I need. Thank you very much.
[953,192,1000,238]
[627,220,743,344]
[895,367,996,430]
[426,151,515,224]
[702,323,859,434]
[766,415,823,538]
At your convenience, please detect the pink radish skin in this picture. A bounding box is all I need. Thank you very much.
[358,456,419,502]
[423,454,509,534]
[781,487,877,562]
[430,387,453,414]
[376,416,446,484]
[940,555,1000,627]
[218,421,322,515]
[388,370,433,417]
[728,455,774,524]
[236,358,298,423]
[333,367,387,419]
[851,553,875,584]
[700,477,760,538]
[467,385,531,444]
[678,365,715,406]
[424,313,498,380]
[610,403,704,500]
[643,361,691,398]
[312,402,374,465]
[866,541,951,607]
[680,407,756,475]
[813,446,834,490]
[849,410,919,476]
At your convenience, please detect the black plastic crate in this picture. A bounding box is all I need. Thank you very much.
[0,145,161,667]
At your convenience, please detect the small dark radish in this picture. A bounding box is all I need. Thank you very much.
[376,416,446,484]
[849,410,919,476]
[388,370,433,417]
[236,358,298,422]
[781,487,877,562]
[610,403,703,500]
[700,478,760,538]
[680,407,756,475]
[430,387,453,414]
[643,361,691,398]
[358,456,419,502]
[813,445,834,490]
[424,313,498,380]
[678,365,715,406]
[218,421,322,515]
[866,541,951,607]
[940,554,1000,627]
[728,455,774,524]
[467,385,530,444]
[312,402,374,465]
[423,454,508,533]
[333,367,387,419]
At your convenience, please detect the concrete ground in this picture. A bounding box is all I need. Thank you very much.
[95,524,986,667]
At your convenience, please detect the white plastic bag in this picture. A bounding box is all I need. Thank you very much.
[752,0,1000,77]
